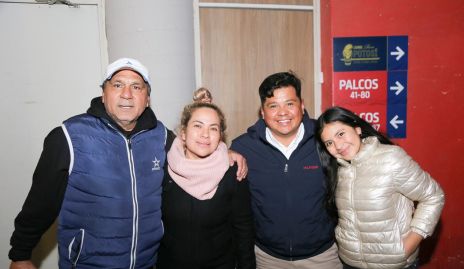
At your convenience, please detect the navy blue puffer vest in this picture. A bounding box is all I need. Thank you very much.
[58,114,166,269]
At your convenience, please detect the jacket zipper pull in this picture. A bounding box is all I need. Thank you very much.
[284,164,288,173]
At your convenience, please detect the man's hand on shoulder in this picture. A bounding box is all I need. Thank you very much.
[10,261,37,269]
[227,150,248,181]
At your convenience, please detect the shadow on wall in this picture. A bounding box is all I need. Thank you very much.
[31,221,57,267]
[419,219,443,266]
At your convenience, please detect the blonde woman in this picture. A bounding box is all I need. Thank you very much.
[157,102,255,269]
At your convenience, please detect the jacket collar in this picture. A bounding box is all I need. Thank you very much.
[86,96,158,137]
[337,136,379,167]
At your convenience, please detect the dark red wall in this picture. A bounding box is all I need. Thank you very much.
[320,1,464,268]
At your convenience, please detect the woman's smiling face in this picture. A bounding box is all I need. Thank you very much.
[320,121,362,161]
[181,107,222,160]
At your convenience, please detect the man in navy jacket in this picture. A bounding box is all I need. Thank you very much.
[231,72,342,269]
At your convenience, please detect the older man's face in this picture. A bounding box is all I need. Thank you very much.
[102,69,150,131]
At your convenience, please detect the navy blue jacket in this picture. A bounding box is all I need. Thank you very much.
[230,113,335,260]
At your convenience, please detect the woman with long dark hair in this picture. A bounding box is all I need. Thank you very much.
[316,106,444,269]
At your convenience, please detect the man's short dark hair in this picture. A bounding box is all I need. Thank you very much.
[258,71,302,104]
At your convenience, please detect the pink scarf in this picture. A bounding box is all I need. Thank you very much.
[167,137,230,200]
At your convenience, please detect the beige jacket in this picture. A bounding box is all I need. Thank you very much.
[335,137,444,269]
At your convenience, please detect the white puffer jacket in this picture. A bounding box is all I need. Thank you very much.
[335,137,444,269]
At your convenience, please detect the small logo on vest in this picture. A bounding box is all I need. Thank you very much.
[303,165,319,170]
[152,157,161,171]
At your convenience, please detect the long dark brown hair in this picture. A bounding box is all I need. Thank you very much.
[316,106,393,219]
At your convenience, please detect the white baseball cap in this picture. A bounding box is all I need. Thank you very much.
[103,57,152,87]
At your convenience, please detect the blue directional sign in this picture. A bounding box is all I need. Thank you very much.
[387,36,408,71]
[387,71,408,104]
[387,104,407,138]
[333,35,409,138]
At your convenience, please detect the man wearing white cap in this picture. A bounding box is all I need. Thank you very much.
[8,58,247,269]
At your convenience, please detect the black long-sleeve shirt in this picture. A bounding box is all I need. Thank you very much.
[9,127,69,261]
[157,165,256,269]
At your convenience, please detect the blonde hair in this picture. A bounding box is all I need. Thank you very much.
[192,87,213,103]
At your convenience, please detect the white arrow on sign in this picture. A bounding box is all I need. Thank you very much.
[390,46,405,61]
[390,115,404,129]
[389,81,405,95]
